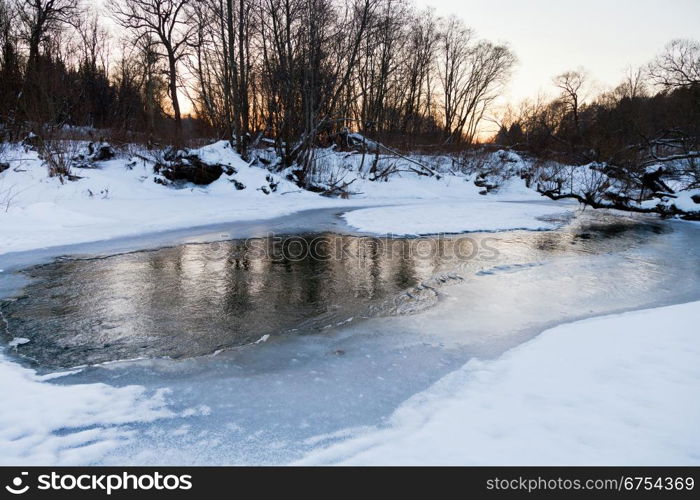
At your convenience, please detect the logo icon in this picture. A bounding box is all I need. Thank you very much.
[5,472,29,495]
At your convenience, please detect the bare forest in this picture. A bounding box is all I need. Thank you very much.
[0,0,698,214]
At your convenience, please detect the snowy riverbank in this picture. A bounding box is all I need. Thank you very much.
[0,141,570,255]
[0,355,173,465]
[299,301,700,465]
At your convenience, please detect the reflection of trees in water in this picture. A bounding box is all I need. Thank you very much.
[7,225,657,368]
[393,240,417,290]
[4,233,448,366]
[531,219,669,255]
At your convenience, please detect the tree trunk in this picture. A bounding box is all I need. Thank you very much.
[167,51,182,145]
[226,0,240,149]
[237,0,249,158]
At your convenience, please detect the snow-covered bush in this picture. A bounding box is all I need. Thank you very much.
[0,157,17,212]
[38,140,82,182]
[449,148,530,193]
[71,141,116,168]
[280,148,359,196]
[527,157,700,219]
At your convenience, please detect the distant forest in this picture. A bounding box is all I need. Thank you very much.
[0,0,698,175]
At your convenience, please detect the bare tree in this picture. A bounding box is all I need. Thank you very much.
[648,39,700,90]
[438,16,515,143]
[75,9,109,73]
[220,0,253,156]
[6,0,525,152]
[293,0,376,181]
[0,0,16,60]
[354,0,408,134]
[110,0,196,143]
[438,16,471,142]
[13,0,85,126]
[400,9,437,135]
[553,69,587,132]
[0,0,21,133]
[16,0,82,69]
[623,66,647,100]
[112,38,164,136]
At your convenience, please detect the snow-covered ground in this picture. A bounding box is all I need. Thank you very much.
[299,301,700,465]
[0,141,568,255]
[0,142,332,255]
[0,354,173,465]
[1,140,698,466]
[343,201,567,235]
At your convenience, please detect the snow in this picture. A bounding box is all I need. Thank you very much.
[0,141,570,256]
[7,337,29,348]
[532,160,700,218]
[0,142,334,255]
[299,301,700,465]
[667,189,700,213]
[342,200,569,235]
[0,351,173,465]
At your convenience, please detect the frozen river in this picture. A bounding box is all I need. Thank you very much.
[1,207,699,464]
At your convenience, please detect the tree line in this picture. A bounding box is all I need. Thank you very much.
[495,39,700,182]
[488,39,699,217]
[1,0,697,199]
[0,1,515,164]
[0,0,172,142]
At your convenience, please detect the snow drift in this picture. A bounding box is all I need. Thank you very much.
[300,301,700,465]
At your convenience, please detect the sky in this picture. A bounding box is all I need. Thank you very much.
[416,0,700,104]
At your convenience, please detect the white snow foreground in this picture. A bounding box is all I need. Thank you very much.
[0,141,569,255]
[299,301,700,465]
[0,353,173,465]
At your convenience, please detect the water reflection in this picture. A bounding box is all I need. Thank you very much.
[0,215,673,368]
[2,233,500,367]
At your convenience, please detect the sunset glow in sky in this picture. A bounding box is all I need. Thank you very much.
[417,0,700,103]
